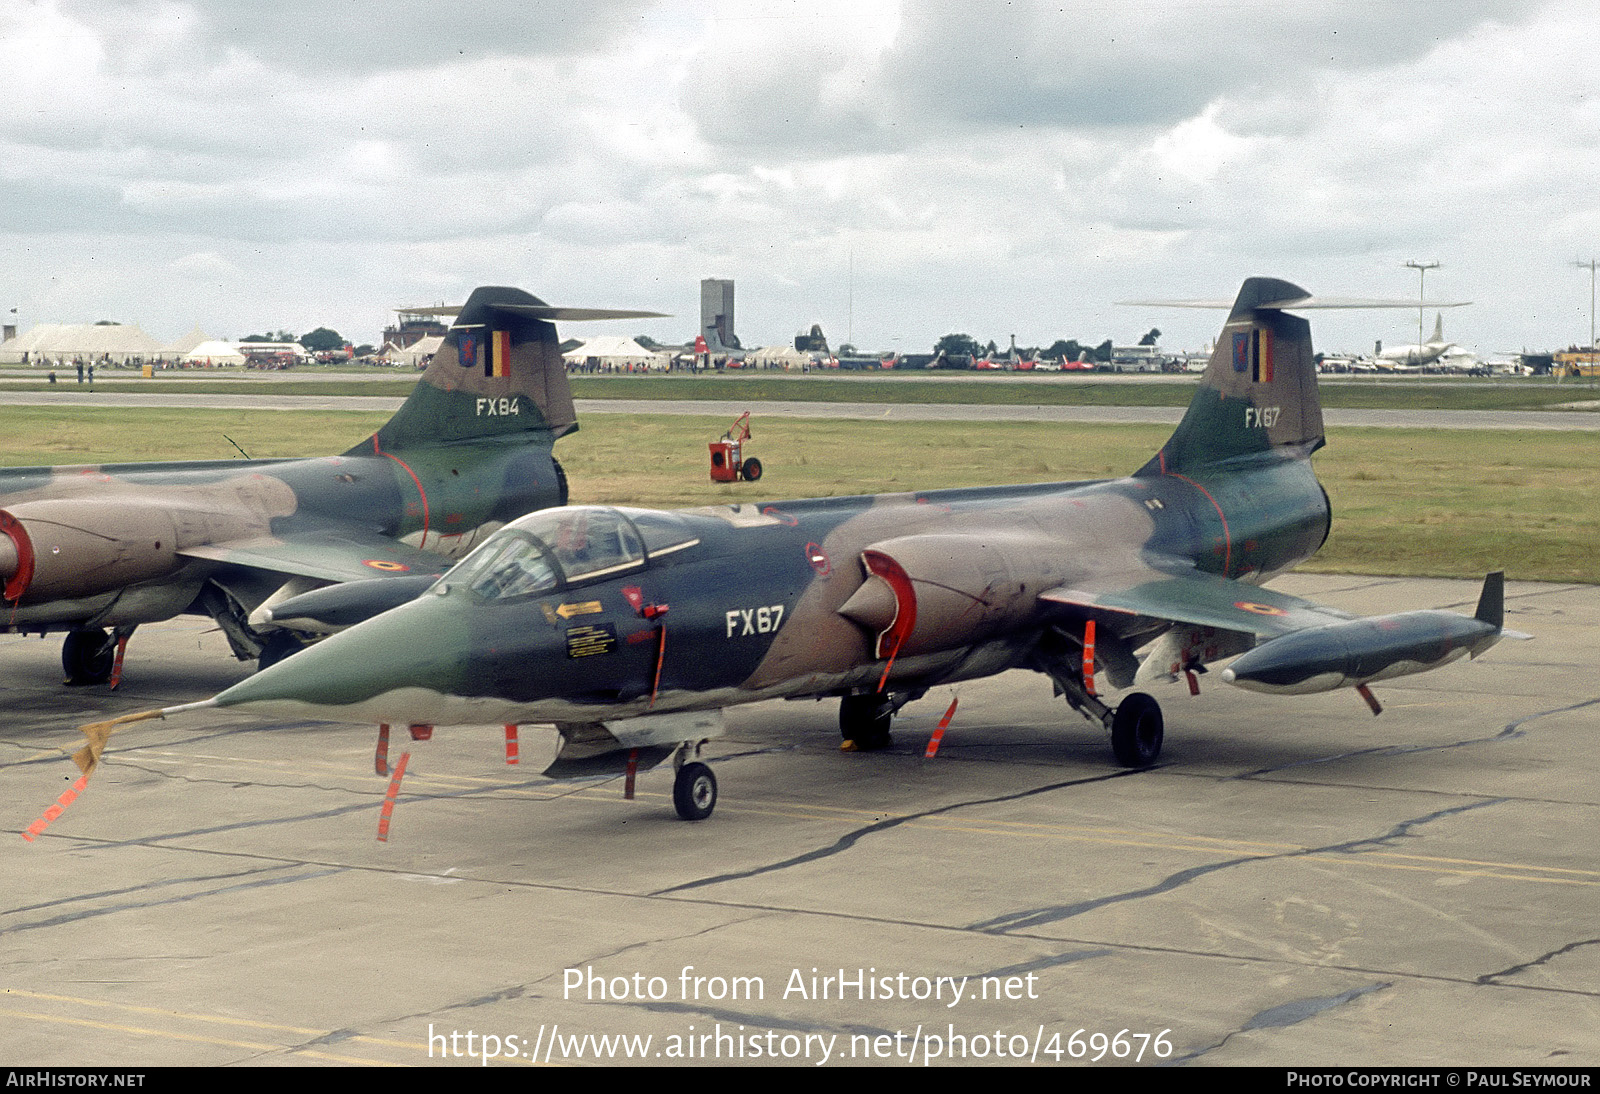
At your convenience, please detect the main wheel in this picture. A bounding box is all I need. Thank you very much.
[257,630,306,671]
[62,628,114,686]
[839,693,893,751]
[1110,692,1164,767]
[740,457,763,482]
[673,761,718,821]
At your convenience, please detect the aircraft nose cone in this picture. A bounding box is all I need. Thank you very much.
[214,592,472,721]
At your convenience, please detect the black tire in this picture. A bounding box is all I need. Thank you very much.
[740,457,763,482]
[840,693,893,750]
[62,628,114,686]
[257,630,306,671]
[673,762,717,821]
[1110,692,1164,767]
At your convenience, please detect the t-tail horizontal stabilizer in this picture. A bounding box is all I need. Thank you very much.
[364,288,670,450]
[1130,280,1468,479]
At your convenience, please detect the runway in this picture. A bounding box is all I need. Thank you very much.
[2,575,1595,1066]
[2,388,1598,430]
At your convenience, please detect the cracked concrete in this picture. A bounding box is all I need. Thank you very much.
[2,576,1597,1066]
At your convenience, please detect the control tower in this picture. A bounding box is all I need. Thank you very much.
[700,279,737,348]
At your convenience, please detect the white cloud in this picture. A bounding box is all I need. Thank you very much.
[0,0,1593,355]
[168,249,237,279]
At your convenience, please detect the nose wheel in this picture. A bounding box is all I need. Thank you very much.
[673,761,718,821]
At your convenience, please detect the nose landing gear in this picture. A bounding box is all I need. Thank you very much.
[672,742,718,821]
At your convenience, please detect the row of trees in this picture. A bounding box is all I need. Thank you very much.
[240,326,350,353]
[934,332,1112,363]
[238,326,377,357]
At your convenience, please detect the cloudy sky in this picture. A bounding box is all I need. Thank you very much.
[2,0,1597,357]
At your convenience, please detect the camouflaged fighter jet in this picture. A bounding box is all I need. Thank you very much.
[1,287,663,685]
[83,279,1518,821]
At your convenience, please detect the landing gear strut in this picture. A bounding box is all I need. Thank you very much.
[1034,632,1165,767]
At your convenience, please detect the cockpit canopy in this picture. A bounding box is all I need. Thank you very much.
[443,506,700,602]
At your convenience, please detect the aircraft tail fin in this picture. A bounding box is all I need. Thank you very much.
[1432,312,1445,345]
[1134,277,1324,477]
[1474,570,1504,629]
[349,287,664,455]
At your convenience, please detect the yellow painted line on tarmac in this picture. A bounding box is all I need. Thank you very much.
[688,800,1598,889]
[0,1006,397,1065]
[1,989,429,1064]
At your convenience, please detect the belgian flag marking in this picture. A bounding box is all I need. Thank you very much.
[488,329,511,378]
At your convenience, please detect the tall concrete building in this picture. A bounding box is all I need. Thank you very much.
[700,278,737,348]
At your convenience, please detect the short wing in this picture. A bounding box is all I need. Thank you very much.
[1040,564,1356,638]
[179,525,450,583]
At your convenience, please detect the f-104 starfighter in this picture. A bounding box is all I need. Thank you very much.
[1,286,662,684]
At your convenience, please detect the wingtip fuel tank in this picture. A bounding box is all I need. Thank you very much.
[1220,573,1511,695]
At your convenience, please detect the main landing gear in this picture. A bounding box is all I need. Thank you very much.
[839,692,894,751]
[1035,631,1165,767]
[1108,692,1164,767]
[61,626,135,687]
[838,690,923,752]
[257,630,309,671]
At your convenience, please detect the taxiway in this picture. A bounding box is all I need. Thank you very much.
[2,575,1595,1066]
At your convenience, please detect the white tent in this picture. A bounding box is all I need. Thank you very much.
[747,345,812,369]
[0,322,163,364]
[163,326,214,356]
[181,340,247,366]
[383,334,443,368]
[562,336,669,371]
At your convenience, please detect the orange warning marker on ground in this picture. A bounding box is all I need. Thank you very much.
[376,752,411,841]
[922,696,960,759]
[108,633,130,690]
[504,724,519,764]
[22,775,89,843]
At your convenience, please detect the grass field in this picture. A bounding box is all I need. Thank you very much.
[3,368,1598,411]
[1,406,1594,583]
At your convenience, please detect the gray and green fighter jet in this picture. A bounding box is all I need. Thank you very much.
[1,287,662,684]
[92,279,1519,820]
